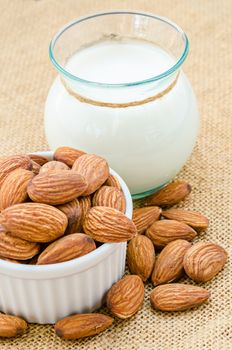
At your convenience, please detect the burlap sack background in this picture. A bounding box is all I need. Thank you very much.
[0,0,231,349]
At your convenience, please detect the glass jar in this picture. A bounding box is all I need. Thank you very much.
[45,11,199,198]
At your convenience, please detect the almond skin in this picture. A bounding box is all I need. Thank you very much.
[0,168,34,210]
[162,208,209,231]
[29,154,49,166]
[72,154,110,195]
[133,207,161,234]
[0,313,27,337]
[83,206,137,243]
[0,155,32,187]
[144,181,191,207]
[150,284,210,311]
[37,233,96,265]
[55,313,113,339]
[146,220,197,248]
[127,235,155,282]
[106,275,144,319]
[183,241,228,282]
[105,174,122,191]
[151,239,191,285]
[57,199,82,235]
[92,186,126,213]
[54,146,85,167]
[27,170,87,205]
[30,160,41,175]
[40,160,70,174]
[78,195,91,230]
[0,230,40,260]
[1,203,68,242]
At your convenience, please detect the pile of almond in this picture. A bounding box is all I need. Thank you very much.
[0,147,228,340]
[0,148,131,266]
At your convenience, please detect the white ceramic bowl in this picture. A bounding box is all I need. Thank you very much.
[0,151,133,324]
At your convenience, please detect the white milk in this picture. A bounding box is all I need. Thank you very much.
[65,40,174,84]
[45,39,198,196]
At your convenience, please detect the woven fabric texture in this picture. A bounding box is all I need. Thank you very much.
[0,0,231,349]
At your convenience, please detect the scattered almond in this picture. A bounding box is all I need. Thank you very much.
[133,206,161,234]
[162,208,209,231]
[55,313,113,339]
[0,313,27,337]
[150,284,210,311]
[145,181,191,207]
[127,235,155,281]
[146,219,197,248]
[183,241,228,282]
[107,275,144,319]
[151,239,191,285]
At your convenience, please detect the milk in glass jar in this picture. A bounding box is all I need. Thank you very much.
[45,12,199,198]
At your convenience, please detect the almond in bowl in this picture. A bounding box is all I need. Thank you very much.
[0,147,133,324]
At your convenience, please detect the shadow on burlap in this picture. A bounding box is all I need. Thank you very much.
[0,1,231,349]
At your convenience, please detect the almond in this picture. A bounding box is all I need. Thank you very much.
[162,208,209,231]
[1,203,68,242]
[105,174,122,191]
[133,207,161,234]
[79,195,91,229]
[144,181,191,207]
[72,154,109,195]
[0,155,32,187]
[57,199,82,234]
[54,146,85,167]
[127,235,155,281]
[0,168,34,210]
[83,206,136,243]
[151,239,191,285]
[0,313,27,337]
[92,186,126,213]
[150,284,210,311]
[0,229,40,260]
[183,241,228,282]
[27,170,87,205]
[37,233,96,265]
[29,154,49,166]
[31,160,41,174]
[146,220,197,248]
[55,313,113,339]
[40,160,70,173]
[106,275,144,319]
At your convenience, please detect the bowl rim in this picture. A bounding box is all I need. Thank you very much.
[0,151,133,279]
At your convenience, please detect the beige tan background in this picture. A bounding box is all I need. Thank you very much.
[0,0,232,349]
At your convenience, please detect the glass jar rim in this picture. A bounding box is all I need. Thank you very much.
[49,11,189,88]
